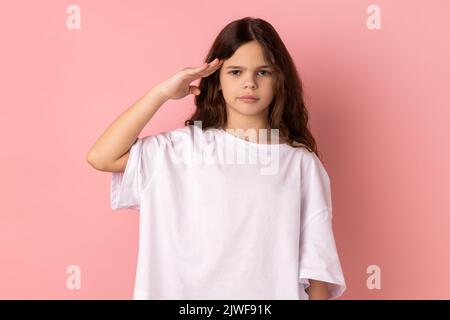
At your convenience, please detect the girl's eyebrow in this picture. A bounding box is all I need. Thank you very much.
[225,65,271,69]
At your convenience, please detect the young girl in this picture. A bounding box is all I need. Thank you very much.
[87,17,346,300]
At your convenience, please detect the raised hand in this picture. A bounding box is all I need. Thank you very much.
[156,58,224,101]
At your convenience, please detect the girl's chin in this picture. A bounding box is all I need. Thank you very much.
[226,104,269,115]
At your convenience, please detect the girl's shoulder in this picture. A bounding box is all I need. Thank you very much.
[147,125,194,143]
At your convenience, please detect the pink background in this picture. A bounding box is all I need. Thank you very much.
[1,0,449,299]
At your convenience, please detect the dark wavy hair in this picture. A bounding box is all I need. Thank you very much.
[184,17,322,160]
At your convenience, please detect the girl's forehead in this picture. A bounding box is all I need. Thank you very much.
[223,63,271,69]
[222,58,272,69]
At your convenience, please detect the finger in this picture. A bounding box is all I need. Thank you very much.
[195,63,208,72]
[208,58,218,65]
[186,62,209,77]
[198,60,223,77]
[201,67,223,78]
[197,59,220,71]
[189,85,200,95]
[208,58,223,68]
[200,68,220,78]
[186,59,223,79]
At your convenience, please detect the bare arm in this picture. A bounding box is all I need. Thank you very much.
[86,85,168,171]
[306,279,330,300]
[86,58,223,172]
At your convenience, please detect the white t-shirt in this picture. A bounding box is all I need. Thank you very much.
[110,124,346,300]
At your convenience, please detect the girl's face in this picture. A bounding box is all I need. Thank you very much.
[218,41,275,122]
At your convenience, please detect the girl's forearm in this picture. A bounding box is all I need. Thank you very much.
[306,279,330,300]
[86,85,168,169]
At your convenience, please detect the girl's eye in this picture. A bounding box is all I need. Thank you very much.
[228,70,271,76]
[259,70,271,76]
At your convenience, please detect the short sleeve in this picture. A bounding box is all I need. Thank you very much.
[110,135,161,211]
[298,151,346,299]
